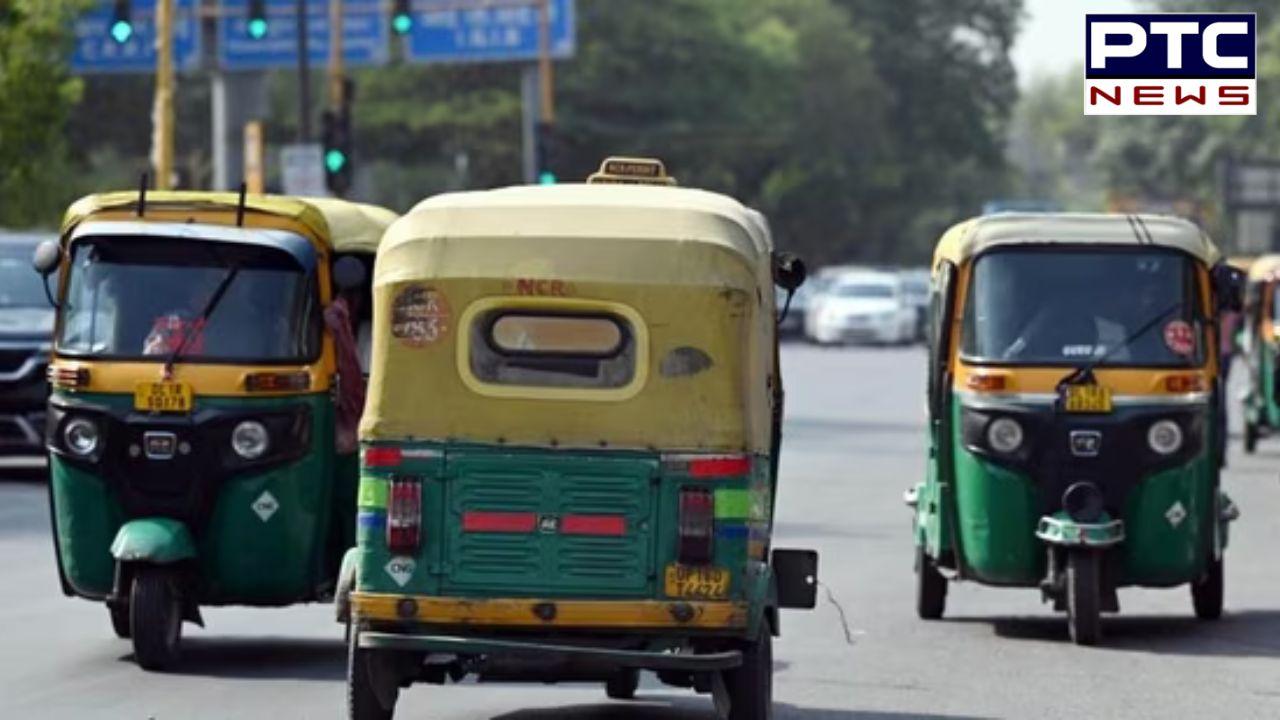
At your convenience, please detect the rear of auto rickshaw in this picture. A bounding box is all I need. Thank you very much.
[908,213,1241,645]
[346,159,817,719]
[1240,255,1280,452]
[34,191,395,669]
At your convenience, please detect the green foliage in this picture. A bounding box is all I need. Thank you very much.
[0,0,88,227]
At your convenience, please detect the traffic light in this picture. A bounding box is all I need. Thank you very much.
[322,82,355,196]
[535,122,557,185]
[110,0,133,45]
[392,0,413,35]
[247,0,269,40]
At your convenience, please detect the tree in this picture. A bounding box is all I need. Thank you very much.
[0,0,88,227]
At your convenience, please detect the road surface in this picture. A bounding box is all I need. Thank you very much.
[1,345,1277,718]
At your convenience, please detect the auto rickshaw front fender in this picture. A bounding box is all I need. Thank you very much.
[110,518,198,564]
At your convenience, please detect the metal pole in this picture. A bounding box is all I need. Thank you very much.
[297,0,311,142]
[153,0,176,189]
[329,0,345,108]
[537,0,555,124]
[521,65,539,184]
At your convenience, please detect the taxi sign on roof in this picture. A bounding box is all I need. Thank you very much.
[587,157,677,186]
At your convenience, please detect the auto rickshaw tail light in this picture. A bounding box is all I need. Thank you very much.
[48,365,89,388]
[364,446,402,468]
[244,371,311,392]
[966,374,1006,392]
[1164,374,1206,393]
[677,488,715,565]
[387,478,422,553]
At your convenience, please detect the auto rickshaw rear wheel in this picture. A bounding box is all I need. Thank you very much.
[1244,422,1259,454]
[130,566,183,670]
[1192,556,1224,620]
[1065,551,1101,646]
[723,626,772,720]
[108,602,130,639]
[605,668,640,700]
[348,630,396,720]
[915,544,947,620]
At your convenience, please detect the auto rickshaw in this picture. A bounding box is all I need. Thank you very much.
[344,158,817,719]
[1239,255,1280,452]
[907,213,1241,645]
[32,189,396,669]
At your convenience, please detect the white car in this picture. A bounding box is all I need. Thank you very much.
[805,271,917,345]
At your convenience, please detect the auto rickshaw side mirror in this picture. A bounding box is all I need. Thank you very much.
[1212,264,1244,313]
[773,252,807,292]
[31,240,62,308]
[333,256,367,291]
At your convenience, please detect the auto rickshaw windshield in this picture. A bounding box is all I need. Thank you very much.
[961,248,1204,367]
[57,236,321,362]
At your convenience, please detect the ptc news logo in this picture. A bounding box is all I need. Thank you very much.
[1085,13,1256,115]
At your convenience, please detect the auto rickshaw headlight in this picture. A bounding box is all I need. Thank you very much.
[986,417,1024,454]
[231,420,270,460]
[1147,419,1183,456]
[63,418,99,457]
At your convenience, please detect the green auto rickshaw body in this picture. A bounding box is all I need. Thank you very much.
[913,213,1236,639]
[43,192,396,664]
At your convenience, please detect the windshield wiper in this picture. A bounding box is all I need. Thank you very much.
[1058,300,1185,387]
[164,265,240,376]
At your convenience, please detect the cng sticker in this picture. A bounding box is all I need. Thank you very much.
[251,491,279,522]
[1166,501,1188,528]
[385,557,416,587]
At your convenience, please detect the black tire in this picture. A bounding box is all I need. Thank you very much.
[348,631,396,720]
[724,627,772,720]
[1192,556,1224,620]
[108,603,131,639]
[130,567,183,670]
[1066,551,1101,646]
[915,544,947,620]
[1244,422,1258,454]
[605,669,639,700]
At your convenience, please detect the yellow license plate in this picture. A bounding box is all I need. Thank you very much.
[664,564,730,600]
[133,382,193,413]
[1063,384,1112,413]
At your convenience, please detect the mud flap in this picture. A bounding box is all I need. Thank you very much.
[772,548,818,609]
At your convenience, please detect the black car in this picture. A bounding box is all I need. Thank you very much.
[0,233,55,458]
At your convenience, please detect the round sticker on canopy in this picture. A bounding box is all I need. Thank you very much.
[1163,320,1196,356]
[391,285,451,347]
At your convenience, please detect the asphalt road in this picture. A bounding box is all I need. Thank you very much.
[2,344,1278,719]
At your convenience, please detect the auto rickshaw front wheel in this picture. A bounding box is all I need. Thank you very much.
[130,566,183,670]
[1192,556,1224,620]
[348,631,397,720]
[723,626,772,720]
[605,668,640,700]
[1065,551,1101,646]
[915,544,947,620]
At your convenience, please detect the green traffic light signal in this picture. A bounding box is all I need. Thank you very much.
[247,18,268,40]
[110,19,134,44]
[538,171,557,185]
[325,149,348,174]
[392,14,413,35]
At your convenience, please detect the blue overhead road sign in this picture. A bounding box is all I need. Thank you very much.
[219,0,390,71]
[405,0,575,64]
[72,0,201,74]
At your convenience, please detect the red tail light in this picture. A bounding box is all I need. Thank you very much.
[365,446,402,468]
[386,477,422,554]
[678,488,715,565]
[689,455,751,478]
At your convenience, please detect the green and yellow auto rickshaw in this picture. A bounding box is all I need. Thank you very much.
[33,190,395,669]
[908,213,1241,645]
[344,159,817,719]
[1240,255,1280,452]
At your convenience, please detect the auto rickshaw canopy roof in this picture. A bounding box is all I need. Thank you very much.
[933,213,1221,269]
[1245,254,1280,283]
[62,191,395,255]
[363,184,778,452]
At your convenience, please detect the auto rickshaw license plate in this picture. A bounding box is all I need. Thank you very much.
[1063,384,1112,413]
[664,564,730,600]
[134,382,193,413]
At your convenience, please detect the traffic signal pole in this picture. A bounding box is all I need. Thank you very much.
[152,0,175,190]
[297,0,311,142]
